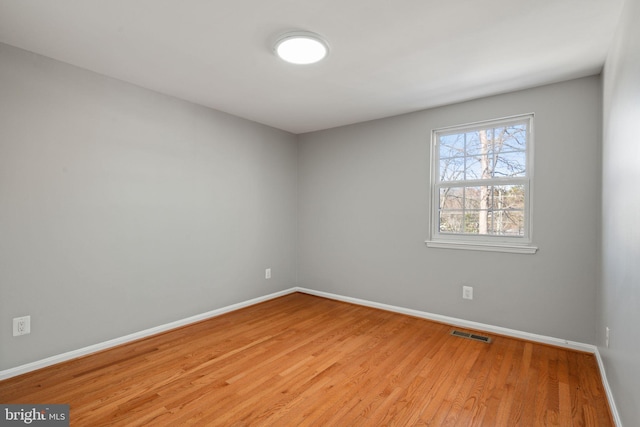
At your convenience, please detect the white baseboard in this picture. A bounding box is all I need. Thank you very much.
[295,287,597,353]
[594,348,623,427]
[0,286,620,426]
[0,288,297,381]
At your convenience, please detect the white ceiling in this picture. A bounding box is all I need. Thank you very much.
[0,0,624,134]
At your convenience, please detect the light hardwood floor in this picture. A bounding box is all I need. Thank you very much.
[0,292,613,426]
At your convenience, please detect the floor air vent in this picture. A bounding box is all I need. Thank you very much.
[451,330,492,343]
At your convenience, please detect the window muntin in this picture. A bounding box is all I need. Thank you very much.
[430,114,534,250]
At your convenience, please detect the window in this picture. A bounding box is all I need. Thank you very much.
[426,114,537,254]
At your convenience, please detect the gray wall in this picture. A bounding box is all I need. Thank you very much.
[298,76,602,344]
[0,43,298,370]
[601,0,640,424]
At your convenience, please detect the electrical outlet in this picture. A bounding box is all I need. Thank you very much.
[606,327,610,348]
[13,316,31,336]
[462,286,473,300]
[265,268,271,279]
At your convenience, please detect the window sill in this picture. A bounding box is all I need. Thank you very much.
[425,240,538,254]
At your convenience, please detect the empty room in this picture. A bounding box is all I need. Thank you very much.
[1,0,639,425]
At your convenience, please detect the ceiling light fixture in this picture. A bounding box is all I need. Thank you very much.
[274,31,329,65]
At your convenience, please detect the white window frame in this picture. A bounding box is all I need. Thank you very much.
[426,114,538,254]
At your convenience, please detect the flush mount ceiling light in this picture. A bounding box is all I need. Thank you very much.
[274,31,329,65]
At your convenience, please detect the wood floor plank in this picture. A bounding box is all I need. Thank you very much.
[476,342,515,425]
[452,332,506,426]
[0,292,614,426]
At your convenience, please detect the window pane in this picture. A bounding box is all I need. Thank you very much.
[502,124,527,150]
[439,134,464,158]
[439,157,465,181]
[439,211,463,233]
[465,155,484,180]
[465,186,488,209]
[493,185,525,209]
[494,150,526,177]
[464,211,479,234]
[465,131,483,155]
[489,210,525,236]
[438,184,526,237]
[440,187,463,209]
